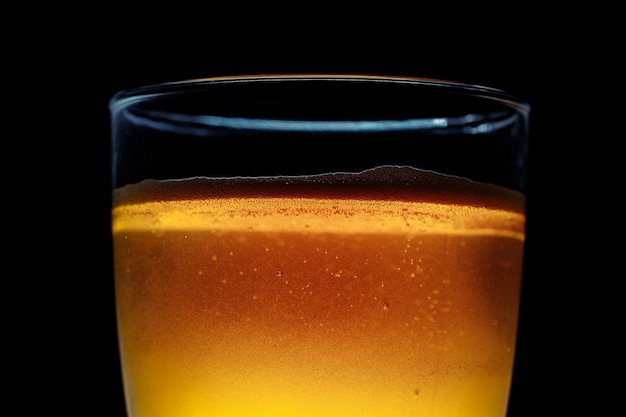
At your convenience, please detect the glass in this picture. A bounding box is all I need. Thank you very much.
[110,74,530,417]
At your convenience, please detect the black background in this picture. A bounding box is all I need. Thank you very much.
[34,12,609,417]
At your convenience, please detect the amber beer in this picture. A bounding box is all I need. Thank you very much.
[112,166,525,417]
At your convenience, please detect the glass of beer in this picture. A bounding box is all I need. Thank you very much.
[110,74,529,417]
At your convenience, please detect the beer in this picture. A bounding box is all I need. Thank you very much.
[112,166,525,417]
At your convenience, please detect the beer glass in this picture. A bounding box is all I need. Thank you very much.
[110,74,529,417]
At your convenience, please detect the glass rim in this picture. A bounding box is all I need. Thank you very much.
[111,74,529,109]
[109,74,530,133]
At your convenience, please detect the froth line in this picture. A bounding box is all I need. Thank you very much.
[112,198,525,241]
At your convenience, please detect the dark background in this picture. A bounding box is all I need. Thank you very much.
[39,15,607,417]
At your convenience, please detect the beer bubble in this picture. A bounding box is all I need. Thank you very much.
[276,270,283,277]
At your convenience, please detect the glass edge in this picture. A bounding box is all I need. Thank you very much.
[108,74,530,116]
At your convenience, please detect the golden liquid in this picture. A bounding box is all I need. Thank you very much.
[112,167,525,417]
